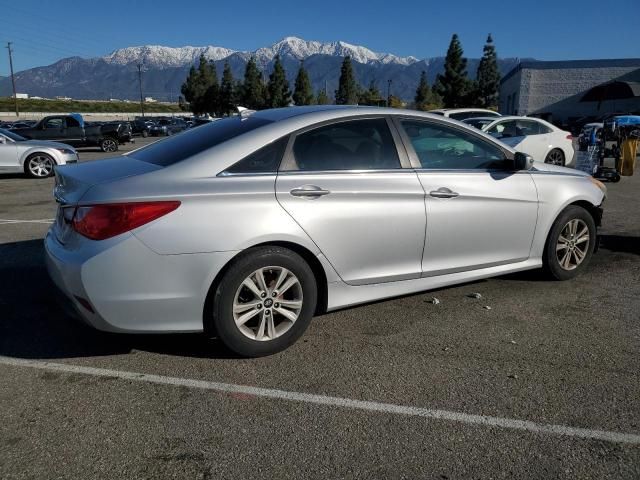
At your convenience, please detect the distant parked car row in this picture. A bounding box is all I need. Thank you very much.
[127,115,215,137]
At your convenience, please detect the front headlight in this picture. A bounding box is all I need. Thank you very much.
[55,148,76,155]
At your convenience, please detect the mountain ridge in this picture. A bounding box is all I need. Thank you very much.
[0,36,525,102]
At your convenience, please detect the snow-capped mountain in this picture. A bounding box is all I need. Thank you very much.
[103,45,237,67]
[102,36,418,69]
[0,36,523,102]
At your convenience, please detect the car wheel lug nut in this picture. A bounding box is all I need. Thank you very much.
[260,292,266,298]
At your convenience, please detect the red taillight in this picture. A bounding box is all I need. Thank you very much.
[566,134,573,140]
[71,201,180,240]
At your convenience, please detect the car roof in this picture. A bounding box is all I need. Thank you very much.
[172,106,516,174]
[428,108,500,115]
[462,116,498,122]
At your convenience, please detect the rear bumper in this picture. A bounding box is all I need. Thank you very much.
[45,229,237,333]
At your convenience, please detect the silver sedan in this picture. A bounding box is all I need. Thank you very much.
[0,128,78,178]
[45,106,606,356]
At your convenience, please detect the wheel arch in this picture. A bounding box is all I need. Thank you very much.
[20,149,59,168]
[568,199,602,228]
[202,240,329,336]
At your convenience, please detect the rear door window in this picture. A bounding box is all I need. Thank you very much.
[284,118,401,171]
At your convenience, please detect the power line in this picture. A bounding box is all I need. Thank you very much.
[137,63,145,117]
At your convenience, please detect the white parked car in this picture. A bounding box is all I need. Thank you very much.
[479,116,574,167]
[429,108,501,121]
[0,128,78,178]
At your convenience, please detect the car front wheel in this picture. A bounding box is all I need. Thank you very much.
[544,205,596,280]
[24,153,55,178]
[212,246,317,357]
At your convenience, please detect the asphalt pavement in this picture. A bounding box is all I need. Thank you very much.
[0,138,638,479]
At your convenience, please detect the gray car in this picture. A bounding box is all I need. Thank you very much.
[45,106,606,357]
[0,128,78,178]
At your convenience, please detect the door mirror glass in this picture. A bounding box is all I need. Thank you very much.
[514,152,534,170]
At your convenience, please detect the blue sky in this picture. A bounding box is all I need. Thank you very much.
[2,0,639,74]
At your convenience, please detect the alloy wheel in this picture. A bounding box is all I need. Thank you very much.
[232,266,303,341]
[102,139,118,152]
[556,219,590,270]
[546,149,564,166]
[28,155,53,177]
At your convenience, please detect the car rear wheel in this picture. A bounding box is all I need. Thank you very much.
[543,205,596,280]
[100,138,118,153]
[545,148,565,166]
[24,153,55,178]
[141,130,148,138]
[212,246,317,357]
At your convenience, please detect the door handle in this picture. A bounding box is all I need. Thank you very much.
[429,187,459,199]
[290,185,331,198]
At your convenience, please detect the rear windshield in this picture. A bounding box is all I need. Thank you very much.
[129,116,273,166]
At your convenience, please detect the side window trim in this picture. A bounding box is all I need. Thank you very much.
[390,115,514,171]
[278,115,412,173]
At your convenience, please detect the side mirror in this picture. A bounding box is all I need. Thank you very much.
[513,152,534,170]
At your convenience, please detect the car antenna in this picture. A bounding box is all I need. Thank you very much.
[236,106,256,118]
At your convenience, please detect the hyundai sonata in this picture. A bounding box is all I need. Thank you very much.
[46,106,605,356]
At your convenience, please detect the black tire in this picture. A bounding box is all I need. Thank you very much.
[24,152,55,178]
[100,137,119,153]
[141,130,148,138]
[212,246,317,357]
[545,148,565,166]
[543,205,596,280]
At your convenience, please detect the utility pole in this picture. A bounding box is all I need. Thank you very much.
[6,42,19,117]
[137,63,145,117]
[387,79,393,108]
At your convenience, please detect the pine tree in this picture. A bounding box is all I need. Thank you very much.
[358,79,383,106]
[267,55,291,108]
[219,61,235,116]
[292,61,314,106]
[181,54,218,115]
[414,71,431,110]
[316,88,330,105]
[476,34,501,108]
[241,57,265,109]
[435,34,470,108]
[335,56,359,105]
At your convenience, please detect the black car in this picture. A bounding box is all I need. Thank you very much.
[131,118,156,137]
[148,117,188,136]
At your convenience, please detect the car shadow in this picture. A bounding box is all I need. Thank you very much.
[599,234,640,255]
[0,240,239,361]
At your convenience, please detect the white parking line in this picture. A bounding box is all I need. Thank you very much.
[0,218,54,225]
[1,355,639,445]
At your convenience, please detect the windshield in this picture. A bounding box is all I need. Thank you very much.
[128,116,273,166]
[0,128,26,142]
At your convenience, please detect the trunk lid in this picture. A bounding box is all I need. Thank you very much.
[53,156,162,205]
